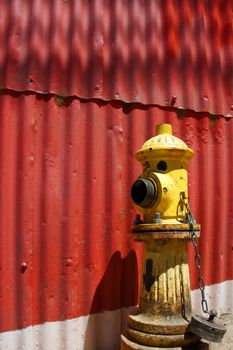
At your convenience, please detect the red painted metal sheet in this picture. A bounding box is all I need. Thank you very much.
[0,91,232,333]
[0,1,233,116]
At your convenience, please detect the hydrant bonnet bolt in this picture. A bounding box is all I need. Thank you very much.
[131,178,157,208]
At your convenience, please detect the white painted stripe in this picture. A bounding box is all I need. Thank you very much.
[0,308,135,350]
[0,280,232,350]
[191,280,233,316]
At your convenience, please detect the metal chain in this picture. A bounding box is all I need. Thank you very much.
[185,202,211,315]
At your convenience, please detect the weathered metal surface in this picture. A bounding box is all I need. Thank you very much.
[188,315,227,343]
[124,124,201,347]
[128,312,189,335]
[131,123,194,225]
[132,223,201,241]
[133,231,200,241]
[121,334,209,350]
[128,238,192,344]
[0,91,232,336]
[127,328,200,347]
[132,223,200,231]
[0,1,233,116]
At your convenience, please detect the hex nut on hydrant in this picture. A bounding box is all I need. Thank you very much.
[121,124,206,349]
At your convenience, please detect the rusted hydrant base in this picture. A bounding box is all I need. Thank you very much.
[128,313,190,335]
[121,334,209,349]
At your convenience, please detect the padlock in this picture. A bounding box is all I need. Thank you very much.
[188,313,226,343]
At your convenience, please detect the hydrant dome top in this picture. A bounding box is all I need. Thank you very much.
[136,123,194,163]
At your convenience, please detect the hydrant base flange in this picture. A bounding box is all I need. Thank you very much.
[121,334,209,350]
[126,328,200,347]
[132,223,200,241]
[128,313,189,335]
[132,223,200,233]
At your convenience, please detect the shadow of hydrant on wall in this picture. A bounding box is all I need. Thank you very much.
[84,250,138,350]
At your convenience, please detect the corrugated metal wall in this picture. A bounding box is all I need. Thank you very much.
[0,0,233,115]
[0,0,232,348]
[0,94,232,333]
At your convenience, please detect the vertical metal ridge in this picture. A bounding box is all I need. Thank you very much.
[166,252,176,305]
[0,92,232,334]
[174,254,181,306]
[0,1,233,115]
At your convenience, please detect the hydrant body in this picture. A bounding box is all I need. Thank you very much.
[121,124,207,349]
[131,123,193,224]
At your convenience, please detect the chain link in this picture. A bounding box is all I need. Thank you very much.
[185,201,211,315]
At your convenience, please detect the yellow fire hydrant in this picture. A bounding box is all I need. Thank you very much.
[121,124,205,349]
